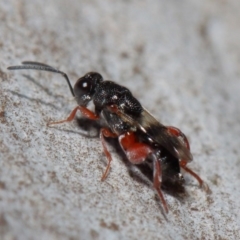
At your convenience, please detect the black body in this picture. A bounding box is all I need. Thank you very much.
[7,62,188,190]
[92,79,185,188]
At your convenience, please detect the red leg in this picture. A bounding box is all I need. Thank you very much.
[100,128,117,181]
[166,126,190,150]
[180,162,210,193]
[107,104,119,113]
[119,131,168,213]
[119,131,152,164]
[47,105,99,126]
[152,153,168,213]
[180,162,203,186]
[167,126,210,193]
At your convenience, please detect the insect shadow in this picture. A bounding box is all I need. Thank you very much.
[8,74,100,137]
[82,118,188,203]
[76,117,186,216]
[57,113,185,205]
[8,74,64,110]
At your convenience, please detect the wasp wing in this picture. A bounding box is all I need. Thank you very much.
[114,107,193,162]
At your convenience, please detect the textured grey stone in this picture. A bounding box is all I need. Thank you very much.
[1,1,240,239]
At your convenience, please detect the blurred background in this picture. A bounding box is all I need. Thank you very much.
[0,1,240,239]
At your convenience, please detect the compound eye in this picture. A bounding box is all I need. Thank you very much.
[73,72,103,106]
[73,78,93,105]
[74,77,93,96]
[79,78,92,93]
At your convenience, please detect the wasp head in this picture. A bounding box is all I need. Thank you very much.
[74,72,103,106]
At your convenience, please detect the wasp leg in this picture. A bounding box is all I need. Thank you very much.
[119,131,152,164]
[180,162,210,193]
[166,126,190,150]
[167,126,210,193]
[151,153,169,213]
[47,105,99,126]
[119,132,168,213]
[100,128,118,181]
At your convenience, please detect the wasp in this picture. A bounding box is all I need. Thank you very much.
[8,61,209,213]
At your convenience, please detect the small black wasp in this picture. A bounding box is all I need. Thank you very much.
[8,61,209,213]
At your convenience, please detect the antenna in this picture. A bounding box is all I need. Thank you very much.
[8,61,75,97]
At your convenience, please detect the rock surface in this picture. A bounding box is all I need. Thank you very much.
[1,1,240,239]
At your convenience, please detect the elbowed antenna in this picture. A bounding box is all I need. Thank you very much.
[7,61,75,97]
